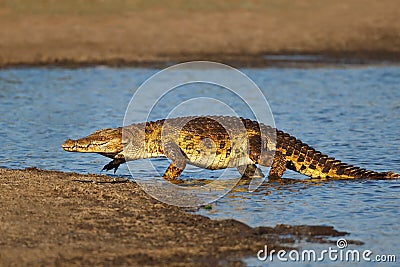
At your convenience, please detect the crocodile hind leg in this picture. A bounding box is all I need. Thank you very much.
[268,151,287,180]
[237,164,264,178]
[163,141,187,181]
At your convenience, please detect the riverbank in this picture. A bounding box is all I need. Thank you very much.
[1,0,399,68]
[0,167,351,266]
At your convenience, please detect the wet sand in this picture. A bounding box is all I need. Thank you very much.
[0,167,353,266]
[0,0,399,67]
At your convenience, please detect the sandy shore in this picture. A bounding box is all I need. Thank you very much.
[0,167,353,266]
[0,0,399,67]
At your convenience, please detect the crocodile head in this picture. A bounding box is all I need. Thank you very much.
[62,127,123,157]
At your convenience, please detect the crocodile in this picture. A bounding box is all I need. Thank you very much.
[62,116,399,180]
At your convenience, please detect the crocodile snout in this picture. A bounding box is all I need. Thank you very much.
[61,139,77,151]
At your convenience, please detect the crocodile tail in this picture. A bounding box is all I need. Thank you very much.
[276,130,399,179]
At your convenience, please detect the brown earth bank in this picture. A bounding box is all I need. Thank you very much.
[0,167,357,266]
[0,0,399,68]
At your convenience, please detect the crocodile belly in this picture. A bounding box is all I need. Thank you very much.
[180,141,253,170]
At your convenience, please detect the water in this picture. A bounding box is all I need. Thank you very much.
[1,65,399,266]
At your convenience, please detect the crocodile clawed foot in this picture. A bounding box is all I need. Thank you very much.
[102,160,120,174]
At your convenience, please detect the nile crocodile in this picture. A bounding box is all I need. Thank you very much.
[62,116,399,180]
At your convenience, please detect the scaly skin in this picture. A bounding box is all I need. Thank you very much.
[62,116,400,180]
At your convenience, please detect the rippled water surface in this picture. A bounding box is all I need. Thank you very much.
[1,65,399,266]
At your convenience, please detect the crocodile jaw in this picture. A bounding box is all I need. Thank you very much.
[61,139,80,152]
[61,139,116,152]
[61,128,123,154]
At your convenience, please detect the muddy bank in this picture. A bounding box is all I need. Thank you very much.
[0,167,354,266]
[0,0,399,68]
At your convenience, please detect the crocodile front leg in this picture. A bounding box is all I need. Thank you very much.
[102,158,126,173]
[162,141,187,181]
[163,162,187,180]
